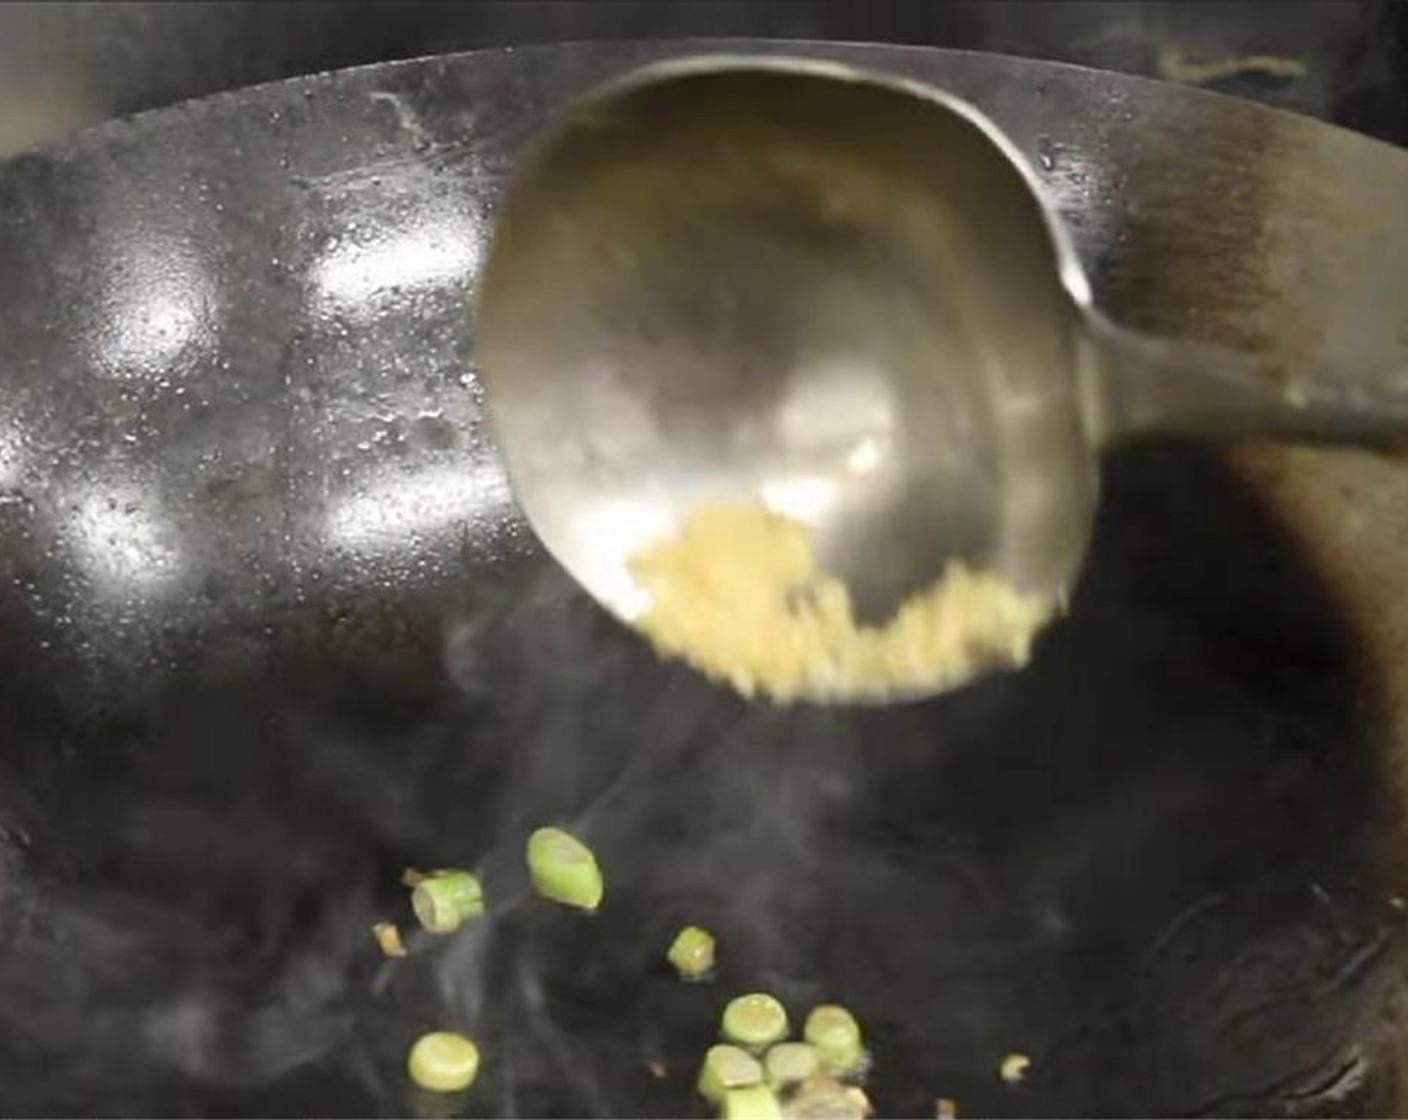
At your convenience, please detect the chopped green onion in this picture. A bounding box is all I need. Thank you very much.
[788,1076,870,1119]
[763,1042,819,1090]
[722,1084,783,1120]
[411,870,485,934]
[526,826,605,911]
[999,1052,1030,1084]
[697,1044,764,1104]
[667,925,716,979]
[803,1005,865,1077]
[722,993,789,1052]
[407,1031,480,1092]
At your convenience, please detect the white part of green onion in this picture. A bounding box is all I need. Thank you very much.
[788,1076,871,1119]
[697,1044,764,1104]
[667,925,717,979]
[407,1031,481,1092]
[526,826,605,911]
[803,1005,865,1077]
[763,1042,819,1090]
[722,993,789,1052]
[722,1083,783,1120]
[411,870,485,934]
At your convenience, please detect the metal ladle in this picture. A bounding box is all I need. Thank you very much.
[474,56,1408,702]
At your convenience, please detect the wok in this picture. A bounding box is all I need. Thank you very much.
[2,39,1408,1117]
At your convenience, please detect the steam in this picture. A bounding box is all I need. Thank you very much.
[0,875,371,1106]
[422,554,884,1113]
[0,542,1104,1115]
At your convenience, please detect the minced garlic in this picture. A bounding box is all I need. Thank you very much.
[628,503,1052,703]
[372,921,407,958]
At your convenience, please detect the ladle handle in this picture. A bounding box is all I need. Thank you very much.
[1086,315,1408,452]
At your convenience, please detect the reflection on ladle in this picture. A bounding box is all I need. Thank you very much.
[475,56,1408,703]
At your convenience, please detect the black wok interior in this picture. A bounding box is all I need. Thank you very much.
[0,441,1402,1117]
[1,41,1407,1119]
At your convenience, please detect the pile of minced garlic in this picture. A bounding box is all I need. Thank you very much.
[628,503,1053,703]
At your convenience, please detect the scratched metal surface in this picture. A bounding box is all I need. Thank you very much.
[1,41,1407,1117]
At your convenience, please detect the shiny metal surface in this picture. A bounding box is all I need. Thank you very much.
[6,39,1408,696]
[0,3,1391,158]
[3,40,1408,1116]
[476,57,1096,649]
[477,56,1408,700]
